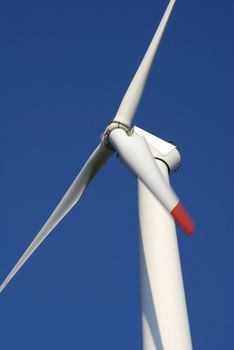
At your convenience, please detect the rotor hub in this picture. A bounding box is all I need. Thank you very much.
[101,120,131,151]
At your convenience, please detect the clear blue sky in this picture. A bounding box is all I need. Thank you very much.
[1,0,233,348]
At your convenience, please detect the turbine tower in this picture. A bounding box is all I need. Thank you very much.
[1,1,194,349]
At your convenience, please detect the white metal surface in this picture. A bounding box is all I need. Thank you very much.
[133,126,176,156]
[109,128,179,212]
[113,0,176,127]
[0,143,112,293]
[133,126,181,173]
[138,161,193,350]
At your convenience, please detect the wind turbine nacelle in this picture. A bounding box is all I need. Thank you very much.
[132,126,181,174]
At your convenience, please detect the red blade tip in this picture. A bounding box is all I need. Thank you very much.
[171,202,194,236]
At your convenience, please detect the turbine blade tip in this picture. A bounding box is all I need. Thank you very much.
[171,202,194,236]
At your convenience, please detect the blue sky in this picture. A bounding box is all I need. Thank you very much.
[1,0,234,348]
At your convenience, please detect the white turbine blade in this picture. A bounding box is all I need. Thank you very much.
[109,128,194,235]
[114,0,176,126]
[0,144,112,293]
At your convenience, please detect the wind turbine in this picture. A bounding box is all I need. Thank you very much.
[1,0,194,349]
